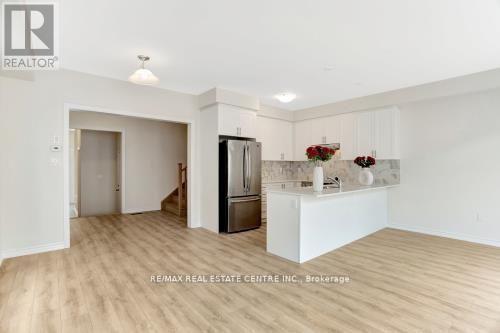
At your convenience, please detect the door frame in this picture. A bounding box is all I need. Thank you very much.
[75,128,124,217]
[63,103,196,249]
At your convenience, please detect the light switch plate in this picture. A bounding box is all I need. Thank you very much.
[50,158,59,166]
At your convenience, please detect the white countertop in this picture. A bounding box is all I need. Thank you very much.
[266,183,398,198]
[262,179,307,185]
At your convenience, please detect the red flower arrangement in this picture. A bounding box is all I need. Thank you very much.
[306,145,336,163]
[354,156,376,168]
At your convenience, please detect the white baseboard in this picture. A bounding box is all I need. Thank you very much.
[389,224,500,248]
[2,242,65,259]
[122,206,161,214]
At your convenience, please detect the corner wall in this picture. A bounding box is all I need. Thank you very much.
[388,88,500,246]
[0,70,199,258]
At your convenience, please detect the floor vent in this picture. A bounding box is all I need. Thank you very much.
[130,212,144,215]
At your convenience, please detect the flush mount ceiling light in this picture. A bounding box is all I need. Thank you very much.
[274,92,297,103]
[128,55,159,85]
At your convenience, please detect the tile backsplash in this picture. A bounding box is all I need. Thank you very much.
[262,159,400,185]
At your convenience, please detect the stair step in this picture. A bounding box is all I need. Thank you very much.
[166,195,188,205]
[162,201,187,217]
[160,178,187,217]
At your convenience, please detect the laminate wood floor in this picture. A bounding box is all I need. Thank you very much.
[1,211,500,332]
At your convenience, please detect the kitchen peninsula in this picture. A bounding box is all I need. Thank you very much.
[266,184,397,263]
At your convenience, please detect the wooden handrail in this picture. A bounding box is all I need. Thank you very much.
[178,163,187,215]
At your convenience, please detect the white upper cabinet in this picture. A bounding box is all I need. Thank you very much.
[257,117,293,161]
[238,109,257,138]
[259,106,400,162]
[324,116,341,144]
[338,113,357,161]
[308,116,341,145]
[310,118,325,145]
[372,107,400,159]
[355,111,375,157]
[353,107,400,160]
[218,104,257,138]
[293,120,313,161]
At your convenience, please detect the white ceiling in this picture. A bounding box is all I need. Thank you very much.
[59,0,500,110]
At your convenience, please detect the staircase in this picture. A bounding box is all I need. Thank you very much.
[161,163,187,217]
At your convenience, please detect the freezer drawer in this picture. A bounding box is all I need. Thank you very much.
[227,196,261,233]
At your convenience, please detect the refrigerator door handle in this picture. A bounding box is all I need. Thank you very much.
[247,144,251,192]
[246,144,250,192]
[242,143,247,191]
[229,196,260,203]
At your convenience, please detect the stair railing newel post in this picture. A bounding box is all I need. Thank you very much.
[184,166,187,205]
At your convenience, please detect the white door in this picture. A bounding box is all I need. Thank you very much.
[80,130,120,216]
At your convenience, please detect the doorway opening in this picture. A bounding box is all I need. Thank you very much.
[67,108,189,232]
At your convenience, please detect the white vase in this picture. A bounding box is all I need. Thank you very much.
[313,165,324,192]
[358,167,374,186]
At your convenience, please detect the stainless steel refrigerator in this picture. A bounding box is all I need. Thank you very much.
[219,139,262,233]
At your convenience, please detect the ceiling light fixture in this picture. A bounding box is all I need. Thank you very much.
[275,92,297,103]
[128,55,159,85]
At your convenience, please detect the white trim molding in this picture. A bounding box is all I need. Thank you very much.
[2,242,65,259]
[389,225,500,248]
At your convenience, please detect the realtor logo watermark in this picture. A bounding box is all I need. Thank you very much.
[2,2,59,70]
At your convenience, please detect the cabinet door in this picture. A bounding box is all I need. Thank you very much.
[270,119,293,161]
[339,113,357,161]
[256,117,273,160]
[257,117,293,161]
[239,109,257,138]
[219,105,241,136]
[279,120,293,160]
[293,120,313,161]
[356,111,374,156]
[310,118,326,145]
[324,115,341,143]
[373,107,400,159]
